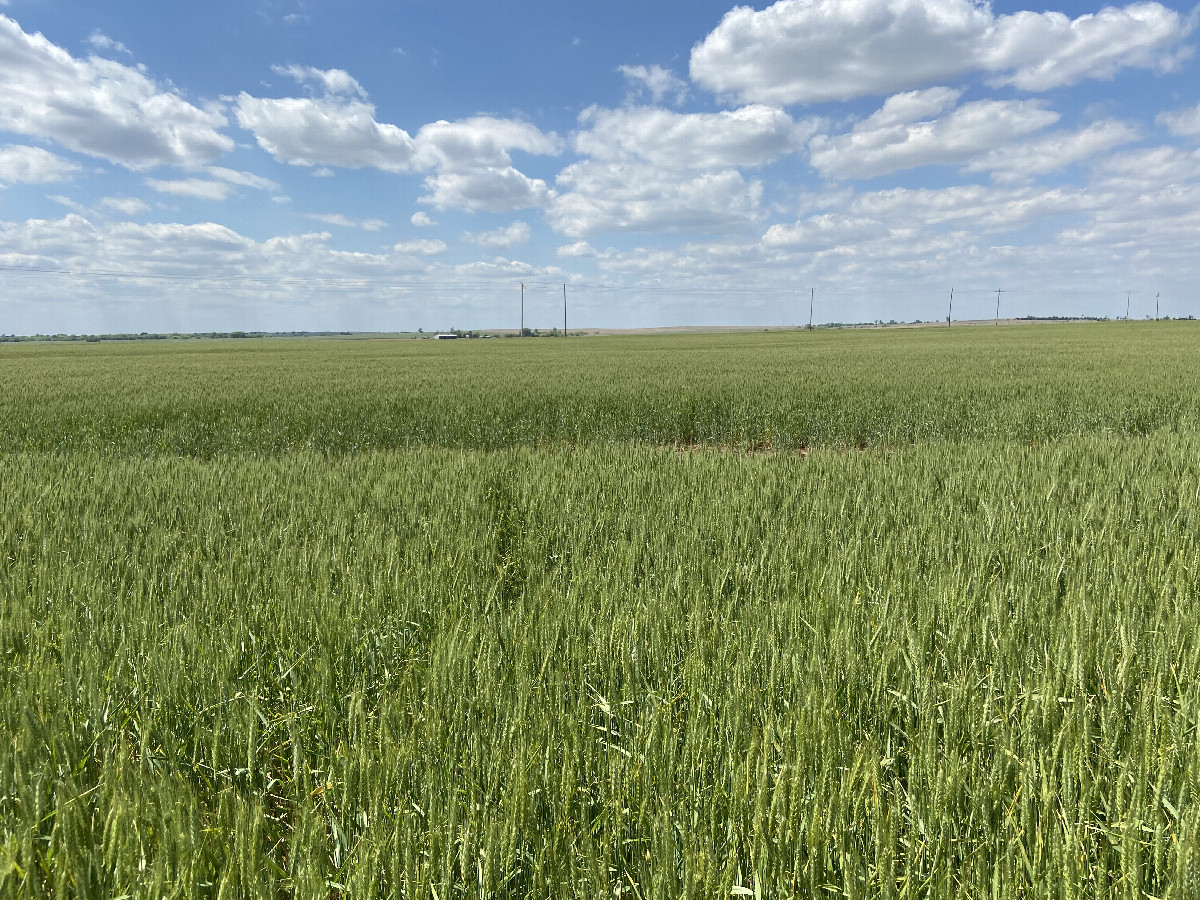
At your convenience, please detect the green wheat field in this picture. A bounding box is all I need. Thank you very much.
[2,323,1199,898]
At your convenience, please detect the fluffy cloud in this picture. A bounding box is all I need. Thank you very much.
[1057,183,1200,264]
[1157,102,1200,136]
[809,89,1140,182]
[0,15,233,168]
[464,221,531,249]
[414,117,561,212]
[1092,145,1200,191]
[144,166,280,201]
[236,74,560,212]
[0,214,457,296]
[205,166,280,192]
[841,184,1096,231]
[101,196,150,216]
[547,162,764,237]
[810,89,1059,180]
[573,104,813,169]
[762,184,1098,265]
[762,215,893,250]
[690,0,1190,105]
[418,167,552,213]
[273,64,366,97]
[146,178,235,200]
[0,214,256,272]
[234,91,419,172]
[0,144,80,184]
[392,238,447,255]
[545,104,807,238]
[557,241,596,258]
[982,4,1191,92]
[618,64,687,105]
[967,119,1139,183]
[87,31,130,55]
[411,211,436,227]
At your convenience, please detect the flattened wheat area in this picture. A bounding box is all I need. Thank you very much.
[2,322,1199,898]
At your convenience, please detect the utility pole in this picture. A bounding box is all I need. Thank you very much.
[520,282,525,336]
[995,288,1004,325]
[948,288,953,327]
[1156,292,1160,321]
[1126,290,1132,321]
[563,283,567,336]
[808,287,814,329]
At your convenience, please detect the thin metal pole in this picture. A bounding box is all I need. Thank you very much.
[994,288,1005,325]
[809,287,814,329]
[520,282,525,336]
[1156,292,1160,321]
[563,283,567,336]
[948,288,953,327]
[1126,290,1132,321]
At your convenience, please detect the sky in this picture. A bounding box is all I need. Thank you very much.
[1,0,1198,334]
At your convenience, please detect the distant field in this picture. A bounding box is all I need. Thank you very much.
[3,322,1200,453]
[2,323,1199,898]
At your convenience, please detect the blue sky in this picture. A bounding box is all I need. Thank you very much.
[1,0,1198,333]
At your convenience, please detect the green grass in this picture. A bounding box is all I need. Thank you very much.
[2,322,1198,454]
[2,323,1199,898]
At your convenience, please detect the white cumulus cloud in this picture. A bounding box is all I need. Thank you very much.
[809,89,1140,182]
[142,167,280,202]
[234,92,419,172]
[547,162,764,238]
[205,166,280,192]
[1157,102,1200,136]
[87,31,130,55]
[0,15,233,168]
[0,144,80,184]
[236,75,560,214]
[968,119,1140,183]
[557,241,596,258]
[618,64,687,105]
[146,178,233,200]
[546,104,808,239]
[762,215,893,250]
[393,238,447,255]
[690,0,1191,105]
[808,89,1061,180]
[272,64,367,97]
[414,117,562,213]
[464,221,531,249]
[101,196,150,216]
[1093,144,1200,191]
[573,104,813,170]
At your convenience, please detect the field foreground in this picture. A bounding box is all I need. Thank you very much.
[2,323,1199,898]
